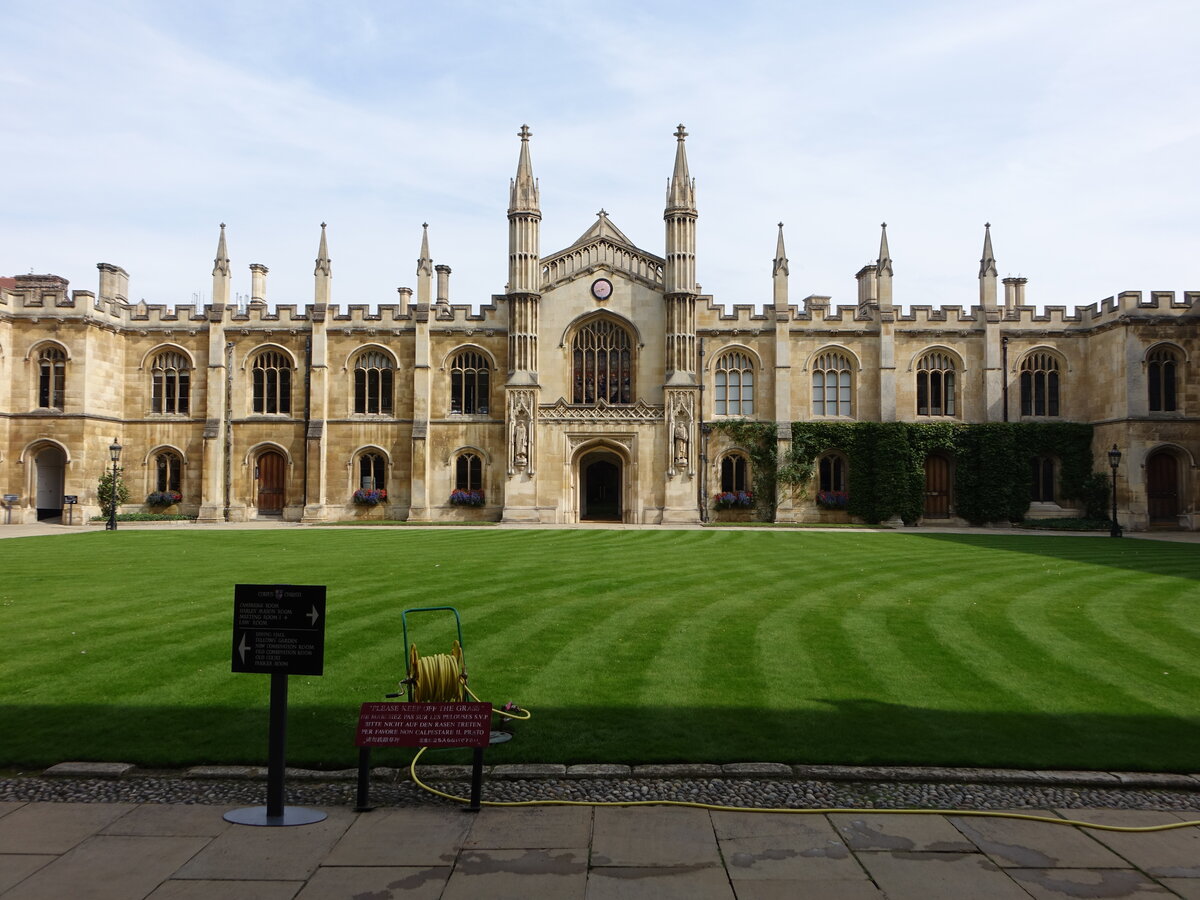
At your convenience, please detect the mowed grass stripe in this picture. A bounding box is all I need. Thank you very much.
[3,529,1200,769]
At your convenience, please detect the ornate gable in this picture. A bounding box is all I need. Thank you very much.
[541,210,664,292]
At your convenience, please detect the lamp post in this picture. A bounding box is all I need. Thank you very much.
[1108,444,1122,539]
[107,438,122,532]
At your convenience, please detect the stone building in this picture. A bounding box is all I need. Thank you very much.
[1,126,1196,530]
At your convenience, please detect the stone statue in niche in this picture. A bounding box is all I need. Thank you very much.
[513,418,528,467]
[674,421,689,466]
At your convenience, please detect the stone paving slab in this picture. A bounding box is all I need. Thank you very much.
[101,803,232,837]
[1159,878,1200,898]
[464,806,592,850]
[0,805,22,822]
[0,802,136,854]
[147,881,304,900]
[585,865,736,900]
[1059,809,1200,879]
[856,850,1034,899]
[442,848,588,899]
[1008,867,1175,898]
[322,807,470,867]
[0,856,54,894]
[2,835,209,900]
[173,809,353,881]
[42,762,134,779]
[948,811,1127,868]
[711,812,864,883]
[729,879,887,899]
[294,866,447,899]
[828,812,976,852]
[591,807,721,868]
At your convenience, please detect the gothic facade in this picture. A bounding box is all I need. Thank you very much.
[2,126,1197,530]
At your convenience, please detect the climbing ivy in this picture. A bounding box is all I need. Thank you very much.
[714,419,1096,525]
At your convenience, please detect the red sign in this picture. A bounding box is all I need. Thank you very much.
[355,702,492,748]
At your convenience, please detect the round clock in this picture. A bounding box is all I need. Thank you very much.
[591,278,613,300]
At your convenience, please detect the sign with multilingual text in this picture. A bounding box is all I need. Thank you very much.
[355,702,492,748]
[231,584,326,676]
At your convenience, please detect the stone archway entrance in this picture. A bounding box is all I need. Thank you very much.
[34,445,66,521]
[1146,449,1181,526]
[580,451,622,522]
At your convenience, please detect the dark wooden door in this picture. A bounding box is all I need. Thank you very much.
[257,451,286,513]
[924,454,952,518]
[582,460,620,521]
[1146,452,1179,524]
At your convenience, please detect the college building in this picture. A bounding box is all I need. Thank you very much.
[2,126,1196,529]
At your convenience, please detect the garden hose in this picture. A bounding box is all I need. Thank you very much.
[403,642,532,720]
[406,747,1200,834]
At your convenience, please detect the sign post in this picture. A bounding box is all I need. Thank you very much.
[2,495,17,525]
[63,495,77,526]
[225,584,328,827]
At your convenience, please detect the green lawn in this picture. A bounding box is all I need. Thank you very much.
[3,529,1199,772]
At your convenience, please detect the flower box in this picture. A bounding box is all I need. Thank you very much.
[353,488,388,507]
[449,489,485,507]
[713,491,753,510]
[816,490,849,510]
[146,490,182,508]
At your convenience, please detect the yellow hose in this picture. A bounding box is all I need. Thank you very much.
[407,747,1200,833]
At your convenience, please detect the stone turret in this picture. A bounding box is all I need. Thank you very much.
[416,223,433,309]
[979,222,997,308]
[772,222,789,310]
[314,223,331,307]
[876,222,893,311]
[210,224,230,308]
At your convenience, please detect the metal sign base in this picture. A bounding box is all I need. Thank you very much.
[223,806,327,827]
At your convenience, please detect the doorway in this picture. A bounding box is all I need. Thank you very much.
[581,454,622,521]
[924,453,953,519]
[256,450,286,515]
[35,445,65,521]
[1146,450,1180,526]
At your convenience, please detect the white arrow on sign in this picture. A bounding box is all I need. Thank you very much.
[308,605,320,626]
[238,633,251,663]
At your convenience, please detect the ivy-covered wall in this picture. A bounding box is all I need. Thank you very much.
[714,420,1096,525]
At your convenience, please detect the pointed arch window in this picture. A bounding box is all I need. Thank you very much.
[916,352,957,417]
[1019,352,1060,417]
[155,451,182,494]
[354,350,394,415]
[1148,346,1179,412]
[572,318,632,404]
[818,453,847,493]
[37,345,66,409]
[358,450,386,492]
[151,351,190,414]
[812,351,853,417]
[720,452,749,492]
[1030,456,1056,503]
[252,350,292,415]
[455,452,483,491]
[450,350,490,415]
[715,351,754,416]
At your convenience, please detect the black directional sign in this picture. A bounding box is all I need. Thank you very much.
[232,584,326,676]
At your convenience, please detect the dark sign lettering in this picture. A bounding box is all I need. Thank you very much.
[355,702,492,748]
[232,584,326,676]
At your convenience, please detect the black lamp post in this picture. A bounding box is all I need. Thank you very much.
[106,438,122,531]
[1107,444,1122,538]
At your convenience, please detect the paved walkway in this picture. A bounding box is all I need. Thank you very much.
[3,799,1200,899]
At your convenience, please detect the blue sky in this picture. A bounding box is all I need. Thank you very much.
[5,0,1198,310]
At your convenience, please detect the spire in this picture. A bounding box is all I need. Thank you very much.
[979,222,997,278]
[665,123,696,212]
[417,223,433,306]
[773,221,788,276]
[212,223,230,277]
[508,124,540,214]
[314,222,331,277]
[313,222,331,305]
[877,222,893,276]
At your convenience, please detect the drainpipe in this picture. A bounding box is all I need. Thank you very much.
[223,342,233,520]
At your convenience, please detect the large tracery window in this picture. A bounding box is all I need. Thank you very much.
[151,351,190,414]
[572,318,632,404]
[450,350,490,414]
[252,350,292,415]
[812,350,853,417]
[37,345,66,409]
[1148,346,1180,412]
[715,351,754,416]
[916,351,957,417]
[1019,351,1060,417]
[354,350,394,415]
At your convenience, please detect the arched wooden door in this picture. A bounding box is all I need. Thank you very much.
[924,453,952,519]
[580,453,622,522]
[256,451,286,514]
[1146,451,1180,525]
